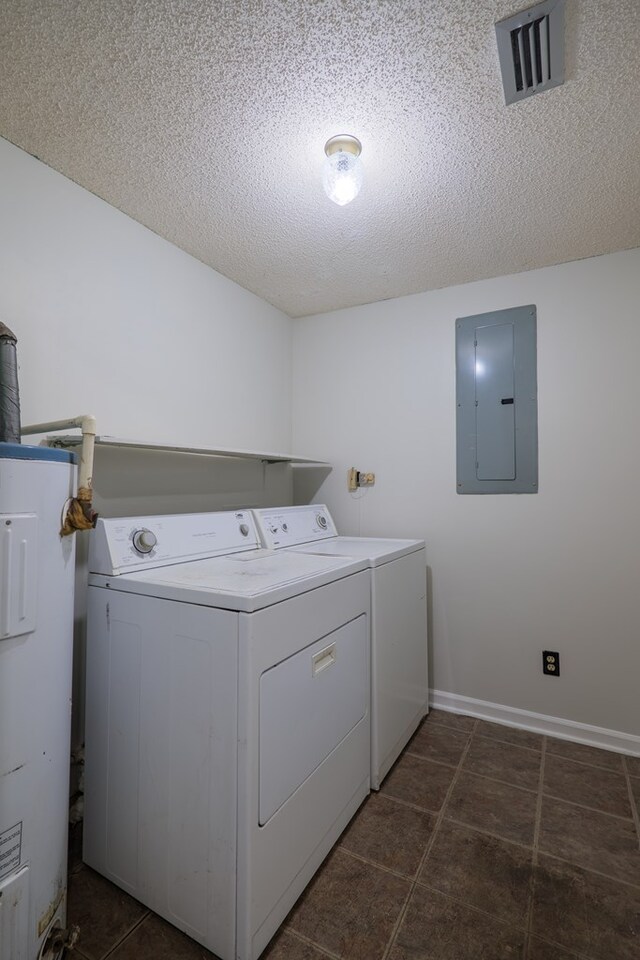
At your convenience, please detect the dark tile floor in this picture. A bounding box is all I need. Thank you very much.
[66,710,640,960]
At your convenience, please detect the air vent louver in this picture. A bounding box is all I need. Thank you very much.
[496,0,565,105]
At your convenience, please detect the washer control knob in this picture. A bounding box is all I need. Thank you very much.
[239,523,250,536]
[316,514,328,529]
[132,529,157,554]
[282,522,288,532]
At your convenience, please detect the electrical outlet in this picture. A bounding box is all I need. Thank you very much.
[542,650,560,676]
[347,468,376,491]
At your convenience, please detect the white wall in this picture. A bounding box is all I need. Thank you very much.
[0,136,292,456]
[0,137,295,754]
[293,248,640,737]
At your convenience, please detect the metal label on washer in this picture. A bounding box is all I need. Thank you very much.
[0,821,23,880]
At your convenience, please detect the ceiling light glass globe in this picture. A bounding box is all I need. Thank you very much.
[323,150,363,206]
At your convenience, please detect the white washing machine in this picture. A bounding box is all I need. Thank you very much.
[83,510,370,960]
[253,505,428,790]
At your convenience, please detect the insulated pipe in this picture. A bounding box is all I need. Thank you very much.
[21,415,98,535]
[0,322,21,443]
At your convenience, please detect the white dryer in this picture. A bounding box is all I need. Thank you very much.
[253,505,428,790]
[83,510,370,960]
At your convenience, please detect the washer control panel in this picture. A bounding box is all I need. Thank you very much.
[89,510,261,575]
[253,505,338,549]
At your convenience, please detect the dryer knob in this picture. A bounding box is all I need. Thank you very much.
[316,514,328,529]
[239,523,250,536]
[132,529,157,554]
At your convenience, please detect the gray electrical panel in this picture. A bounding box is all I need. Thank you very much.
[456,305,538,494]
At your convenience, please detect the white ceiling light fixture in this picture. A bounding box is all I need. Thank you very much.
[323,135,363,206]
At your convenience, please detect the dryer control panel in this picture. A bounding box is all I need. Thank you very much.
[89,510,261,575]
[253,505,338,549]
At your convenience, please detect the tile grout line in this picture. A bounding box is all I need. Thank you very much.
[339,816,640,895]
[471,735,545,756]
[621,755,640,850]
[404,754,637,823]
[375,790,441,816]
[540,751,628,774]
[523,733,547,958]
[430,716,635,774]
[402,749,469,771]
[377,881,414,960]
[420,714,637,756]
[534,848,640,892]
[436,816,534,854]
[70,948,92,960]
[403,877,531,932]
[540,789,635,823]
[382,812,640,890]
[517,932,599,960]
[425,717,477,734]
[284,928,344,959]
[99,910,150,960]
[336,844,425,886]
[379,718,480,960]
[339,843,582,947]
[409,813,640,893]
[402,751,539,793]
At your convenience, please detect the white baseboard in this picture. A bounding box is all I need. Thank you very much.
[429,689,640,758]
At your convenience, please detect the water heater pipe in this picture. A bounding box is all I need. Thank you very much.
[0,322,22,443]
[21,415,98,535]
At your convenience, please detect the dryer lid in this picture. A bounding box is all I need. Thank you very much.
[286,536,425,565]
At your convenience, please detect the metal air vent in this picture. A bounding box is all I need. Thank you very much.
[495,0,565,105]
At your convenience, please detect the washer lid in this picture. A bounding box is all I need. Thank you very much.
[88,549,368,612]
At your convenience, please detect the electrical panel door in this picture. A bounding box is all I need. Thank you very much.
[456,305,537,494]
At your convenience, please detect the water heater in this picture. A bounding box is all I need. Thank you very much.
[0,443,76,960]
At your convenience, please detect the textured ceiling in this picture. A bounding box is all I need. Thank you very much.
[1,0,639,318]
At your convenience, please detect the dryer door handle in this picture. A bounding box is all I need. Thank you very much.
[312,643,337,677]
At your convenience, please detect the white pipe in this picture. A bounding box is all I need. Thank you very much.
[21,414,97,494]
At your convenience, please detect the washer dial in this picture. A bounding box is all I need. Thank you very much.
[132,529,157,554]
